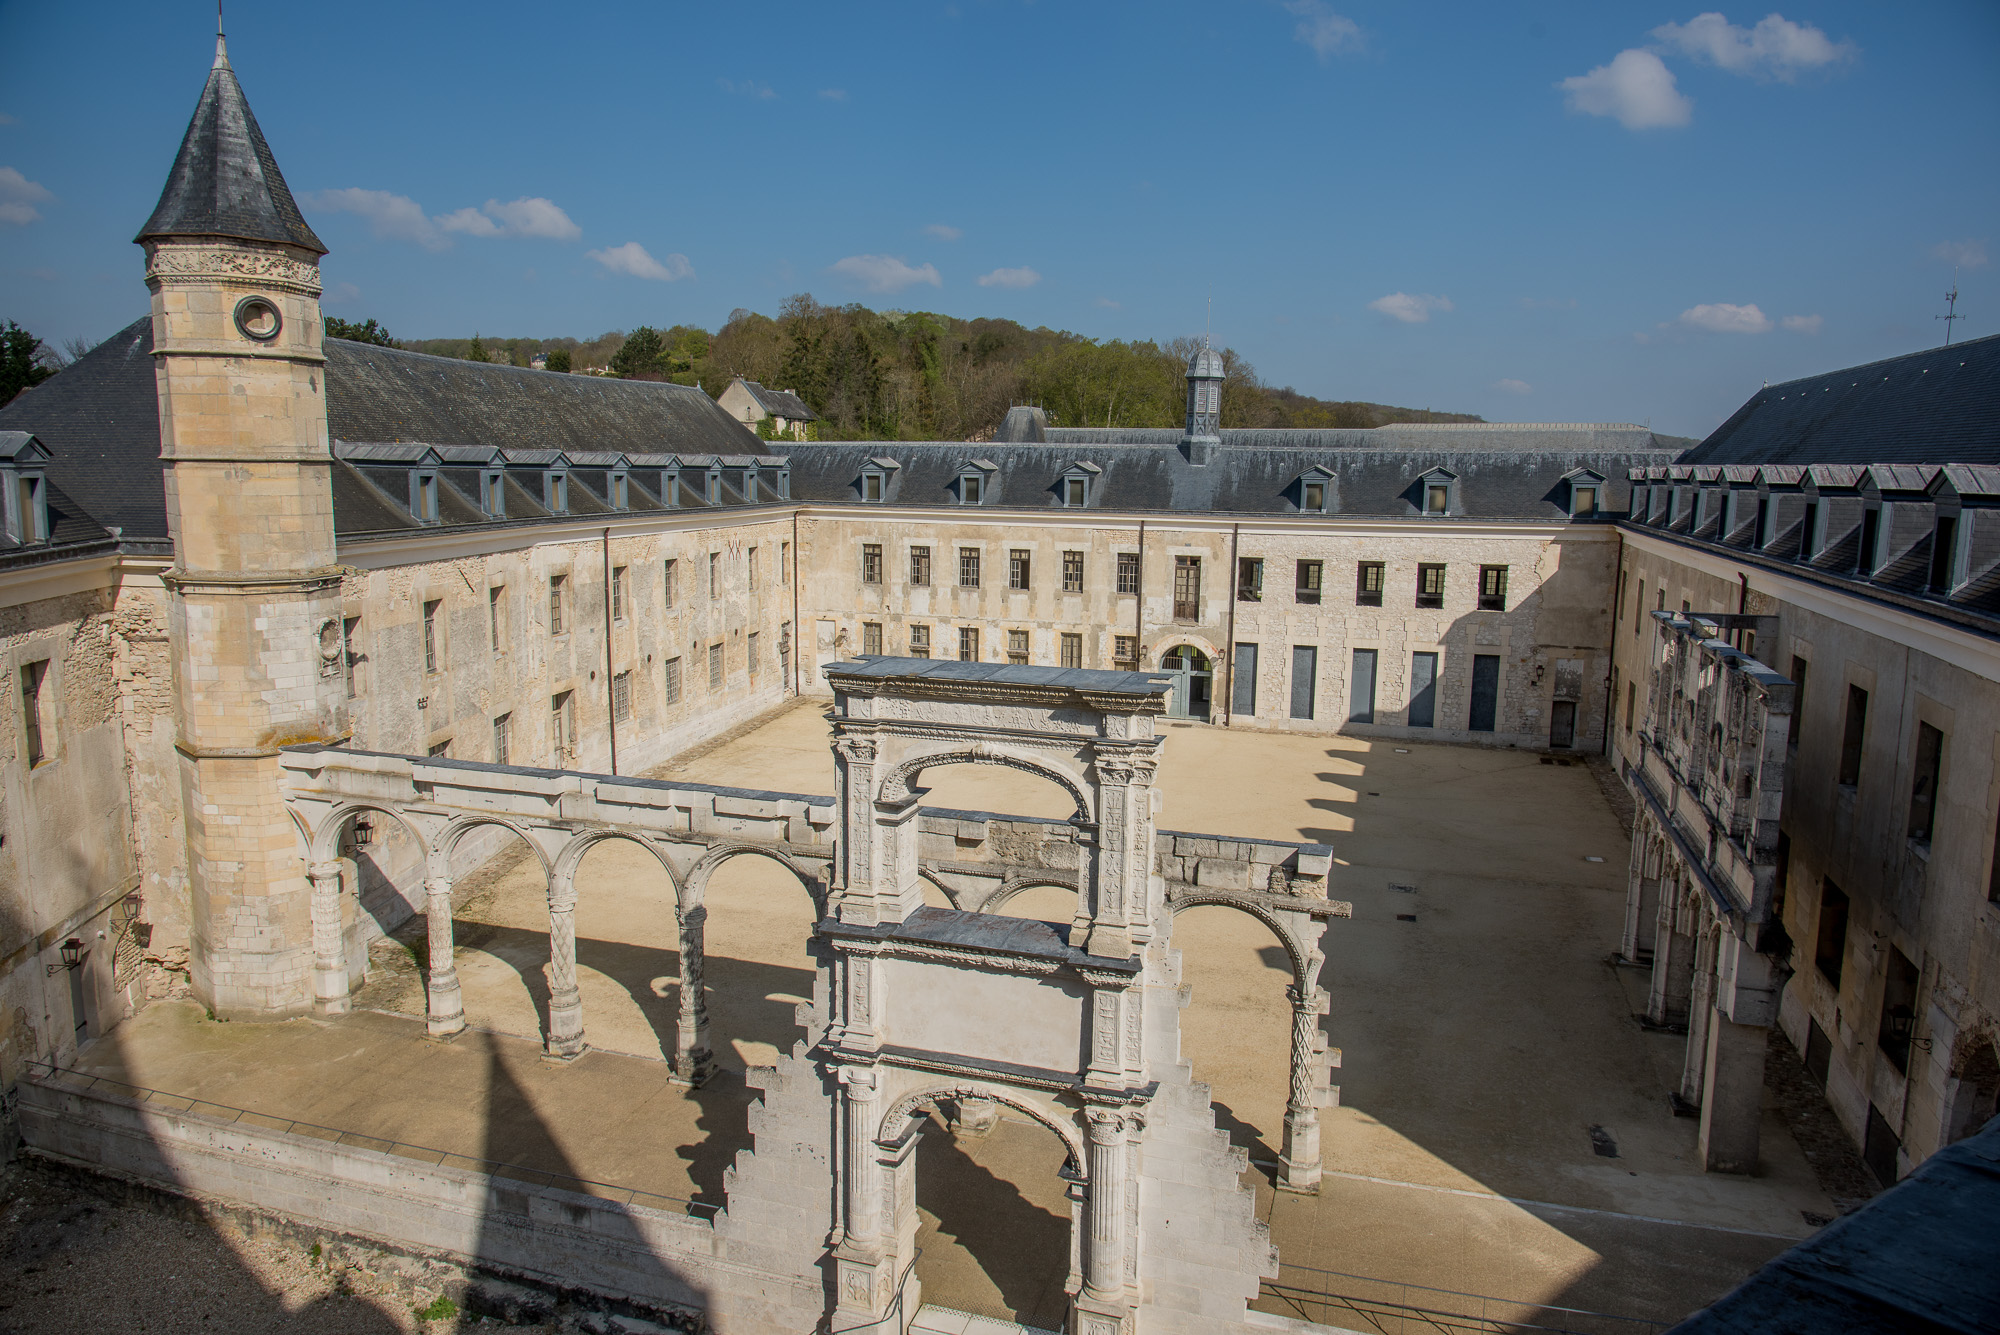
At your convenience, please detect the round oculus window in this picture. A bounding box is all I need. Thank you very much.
[233,296,282,342]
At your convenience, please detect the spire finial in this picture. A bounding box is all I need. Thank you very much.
[214,2,229,68]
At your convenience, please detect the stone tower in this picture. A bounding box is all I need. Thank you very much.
[1181,341,1225,464]
[137,30,345,1019]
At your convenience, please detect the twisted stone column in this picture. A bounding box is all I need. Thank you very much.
[424,875,464,1038]
[546,878,585,1058]
[308,859,349,1016]
[672,904,712,1084]
[1279,985,1324,1192]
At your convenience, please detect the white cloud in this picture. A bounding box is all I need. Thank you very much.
[830,254,942,293]
[0,166,53,224]
[1492,378,1533,395]
[976,266,1041,289]
[325,281,362,305]
[1368,292,1453,324]
[1781,313,1823,334]
[481,196,581,241]
[434,206,501,237]
[718,77,777,99]
[1094,297,1122,310]
[1651,12,1856,82]
[1558,49,1692,129]
[923,223,963,241]
[1933,239,1989,270]
[588,242,693,282]
[304,187,447,249]
[1679,301,1772,333]
[1283,0,1363,60]
[819,88,848,101]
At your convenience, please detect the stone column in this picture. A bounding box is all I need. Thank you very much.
[1279,985,1327,1193]
[1680,925,1719,1107]
[1084,751,1158,960]
[951,1096,999,1137]
[671,904,712,1085]
[833,1067,902,1328]
[545,872,585,1059]
[1698,1013,1770,1173]
[308,859,349,1016]
[424,875,465,1038]
[1621,821,1662,965]
[1648,882,1695,1028]
[1074,1108,1134,1335]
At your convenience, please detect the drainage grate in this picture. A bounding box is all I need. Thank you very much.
[1589,1125,1619,1158]
[1395,913,1418,922]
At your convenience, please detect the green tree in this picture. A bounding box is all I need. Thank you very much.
[610,325,667,379]
[323,316,396,347]
[1,320,58,407]
[544,347,571,373]
[465,332,488,364]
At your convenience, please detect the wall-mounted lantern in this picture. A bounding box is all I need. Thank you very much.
[47,937,84,974]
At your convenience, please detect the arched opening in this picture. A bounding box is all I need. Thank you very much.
[1173,903,1304,1169]
[905,1094,1078,1331]
[698,849,821,1071]
[570,834,679,1062]
[900,758,1082,822]
[984,880,1080,925]
[317,804,430,1004]
[1160,645,1213,721]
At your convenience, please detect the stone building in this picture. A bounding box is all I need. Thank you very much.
[717,376,819,441]
[3,29,2000,1318]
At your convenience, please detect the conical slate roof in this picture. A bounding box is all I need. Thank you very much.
[135,35,326,254]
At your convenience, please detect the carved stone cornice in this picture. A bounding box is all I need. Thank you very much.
[145,243,323,296]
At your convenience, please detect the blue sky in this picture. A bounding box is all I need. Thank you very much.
[2,1,1994,437]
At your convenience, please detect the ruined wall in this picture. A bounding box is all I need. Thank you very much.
[1614,530,2000,1178]
[794,510,1620,749]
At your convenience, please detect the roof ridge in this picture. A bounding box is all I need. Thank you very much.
[1751,331,2000,394]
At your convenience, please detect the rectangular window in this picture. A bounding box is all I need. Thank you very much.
[708,552,721,600]
[492,713,511,766]
[1062,550,1084,593]
[428,739,451,758]
[1295,560,1322,605]
[19,658,48,766]
[423,599,443,674]
[342,617,360,699]
[910,624,931,658]
[1929,516,1958,592]
[781,541,791,582]
[612,671,632,723]
[663,559,677,609]
[910,546,932,586]
[1232,643,1258,715]
[1008,629,1030,665]
[1425,483,1449,515]
[862,543,883,585]
[1798,503,1819,561]
[551,692,574,761]
[663,656,682,706]
[1625,679,1637,734]
[1236,557,1263,602]
[1064,477,1087,507]
[1060,632,1082,669]
[862,622,883,656]
[1877,946,1921,1076]
[1290,645,1319,721]
[1173,556,1201,620]
[1634,579,1645,634]
[1113,635,1138,672]
[1815,879,1849,985]
[1303,479,1326,512]
[708,642,724,690]
[489,587,504,651]
[958,626,980,662]
[1469,654,1500,732]
[1572,485,1598,516]
[611,565,627,620]
[1788,656,1808,753]
[963,474,983,505]
[1909,722,1944,844]
[960,548,982,588]
[1116,552,1140,595]
[1356,561,1384,607]
[1416,563,1446,609]
[1838,685,1868,788]
[748,631,760,677]
[1858,508,1880,575]
[1009,549,1031,590]
[1615,569,1627,624]
[1347,648,1375,723]
[1478,566,1507,611]
[549,575,567,635]
[863,473,883,503]
[748,547,759,589]
[1409,652,1438,727]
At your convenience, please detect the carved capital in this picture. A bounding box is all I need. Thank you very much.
[307,860,344,883]
[1084,1107,1129,1143]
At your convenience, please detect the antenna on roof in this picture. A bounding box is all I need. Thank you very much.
[1204,294,1212,349]
[1938,269,1965,347]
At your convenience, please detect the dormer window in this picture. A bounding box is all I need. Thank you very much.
[663,469,680,507]
[1573,486,1598,516]
[962,473,984,505]
[776,467,792,500]
[479,470,505,519]
[5,472,48,545]
[1295,467,1334,514]
[862,471,885,502]
[706,468,722,504]
[1057,461,1101,508]
[610,470,629,511]
[1417,468,1458,517]
[545,470,569,514]
[1304,481,1325,511]
[411,471,440,525]
[1561,467,1605,519]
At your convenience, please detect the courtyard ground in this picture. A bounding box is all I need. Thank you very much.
[53,698,1838,1332]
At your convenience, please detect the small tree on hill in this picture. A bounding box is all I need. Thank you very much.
[610,326,667,379]
[324,316,396,347]
[465,332,489,363]
[545,347,571,373]
[1,320,58,407]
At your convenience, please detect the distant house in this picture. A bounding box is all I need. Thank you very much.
[718,377,818,441]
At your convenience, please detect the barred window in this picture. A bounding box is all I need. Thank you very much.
[422,599,442,674]
[910,545,932,586]
[492,713,510,766]
[959,548,981,588]
[708,642,724,690]
[1009,549,1031,590]
[863,622,883,656]
[1060,632,1082,669]
[862,543,883,584]
[1113,635,1138,671]
[1062,550,1084,592]
[611,671,631,723]
[910,624,931,657]
[428,739,450,758]
[958,626,980,661]
[1116,552,1140,594]
[549,574,567,635]
[1008,629,1029,665]
[663,656,682,706]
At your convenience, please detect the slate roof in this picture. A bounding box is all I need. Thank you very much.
[785,442,1659,519]
[1038,422,1689,453]
[135,36,325,254]
[1683,333,2000,466]
[738,380,817,422]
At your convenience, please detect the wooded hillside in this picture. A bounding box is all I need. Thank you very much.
[394,296,1482,441]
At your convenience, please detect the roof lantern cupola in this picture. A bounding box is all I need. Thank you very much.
[1181,340,1225,465]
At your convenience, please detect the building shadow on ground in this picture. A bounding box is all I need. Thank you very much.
[914,1115,1072,1332]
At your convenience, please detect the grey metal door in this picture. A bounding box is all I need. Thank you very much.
[1290,646,1317,720]
[1347,649,1375,724]
[1470,654,1499,732]
[1409,652,1437,727]
[1550,699,1576,748]
[1232,643,1258,716]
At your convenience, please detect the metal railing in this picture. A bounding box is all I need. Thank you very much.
[22,1060,719,1220]
[1260,1263,1669,1335]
